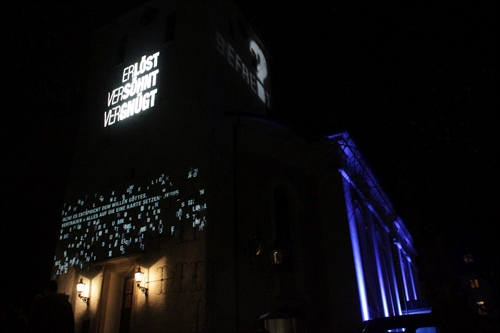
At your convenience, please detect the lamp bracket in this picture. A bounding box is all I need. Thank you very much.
[78,294,90,305]
[137,284,148,296]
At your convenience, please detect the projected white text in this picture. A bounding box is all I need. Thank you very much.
[104,51,160,127]
[54,168,206,275]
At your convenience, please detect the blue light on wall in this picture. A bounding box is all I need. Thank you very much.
[333,133,420,320]
[341,169,370,321]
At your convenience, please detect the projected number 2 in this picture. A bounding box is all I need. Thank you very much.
[249,41,267,84]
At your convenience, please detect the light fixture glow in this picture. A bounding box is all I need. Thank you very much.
[76,278,89,304]
[135,267,148,296]
[271,248,283,265]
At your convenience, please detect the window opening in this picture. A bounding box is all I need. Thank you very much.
[164,11,176,43]
[119,276,135,333]
[274,188,292,271]
[464,254,473,263]
[116,36,128,66]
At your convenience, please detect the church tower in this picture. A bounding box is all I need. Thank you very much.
[53,1,425,332]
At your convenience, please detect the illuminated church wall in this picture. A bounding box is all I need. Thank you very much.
[53,2,216,332]
[52,1,276,332]
[52,1,423,333]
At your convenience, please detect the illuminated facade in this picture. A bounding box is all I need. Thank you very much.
[52,1,425,332]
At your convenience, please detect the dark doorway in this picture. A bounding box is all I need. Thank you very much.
[119,276,134,333]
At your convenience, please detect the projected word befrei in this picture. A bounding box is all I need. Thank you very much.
[215,32,271,108]
[104,52,160,127]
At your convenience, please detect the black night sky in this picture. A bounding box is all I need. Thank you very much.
[3,0,499,313]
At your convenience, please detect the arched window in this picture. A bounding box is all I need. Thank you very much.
[115,36,128,66]
[164,11,176,43]
[274,187,293,271]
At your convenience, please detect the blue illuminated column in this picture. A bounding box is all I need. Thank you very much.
[337,134,418,320]
[342,173,370,321]
[398,248,412,303]
[385,236,403,316]
[406,258,419,301]
[373,228,390,317]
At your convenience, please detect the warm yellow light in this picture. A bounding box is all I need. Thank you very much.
[77,278,85,293]
[272,249,283,265]
[135,267,144,284]
[135,267,148,296]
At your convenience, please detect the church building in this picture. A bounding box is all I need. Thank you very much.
[52,1,426,332]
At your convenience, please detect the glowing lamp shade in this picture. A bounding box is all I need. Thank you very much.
[135,267,144,284]
[135,267,148,296]
[77,278,85,294]
[272,248,283,265]
[76,278,89,304]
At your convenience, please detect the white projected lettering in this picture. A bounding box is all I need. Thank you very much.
[104,51,160,127]
[215,31,271,108]
[54,168,206,275]
[249,41,267,82]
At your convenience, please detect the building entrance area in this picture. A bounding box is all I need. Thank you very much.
[96,257,138,333]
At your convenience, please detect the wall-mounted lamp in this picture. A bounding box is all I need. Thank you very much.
[76,278,90,304]
[252,233,266,256]
[272,248,283,265]
[135,267,148,296]
[246,232,288,267]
